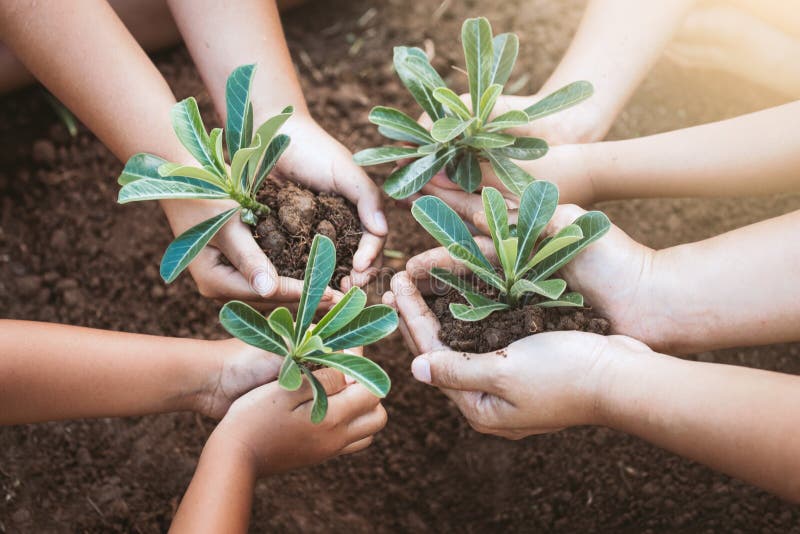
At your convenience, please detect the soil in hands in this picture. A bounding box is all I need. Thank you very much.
[429,288,611,353]
[254,176,361,286]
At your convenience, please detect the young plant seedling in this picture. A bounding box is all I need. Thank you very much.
[354,17,593,199]
[219,234,397,423]
[116,64,293,282]
[411,181,610,321]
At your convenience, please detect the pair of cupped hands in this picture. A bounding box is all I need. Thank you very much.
[171,95,658,444]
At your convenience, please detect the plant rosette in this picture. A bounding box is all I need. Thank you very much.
[220,234,397,423]
[410,181,612,352]
[353,16,593,199]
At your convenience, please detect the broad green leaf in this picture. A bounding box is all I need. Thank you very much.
[301,367,329,423]
[528,211,611,282]
[463,132,515,149]
[411,195,493,270]
[405,54,448,90]
[268,307,295,345]
[313,287,368,339]
[497,237,518,280]
[462,17,494,116]
[485,151,534,196]
[297,335,330,357]
[158,163,227,190]
[451,150,481,193]
[524,80,594,121]
[118,153,165,185]
[431,117,475,143]
[447,242,505,292]
[118,179,228,203]
[370,106,433,145]
[278,357,303,391]
[161,207,239,283]
[478,84,503,124]
[219,300,288,356]
[353,146,424,166]
[482,187,509,257]
[510,278,566,301]
[209,128,226,173]
[384,147,457,199]
[485,110,530,132]
[417,143,440,155]
[252,134,290,195]
[490,33,519,86]
[170,97,219,173]
[393,47,445,121]
[521,224,584,275]
[514,181,559,272]
[450,302,509,321]
[429,267,498,307]
[230,134,263,192]
[432,87,472,120]
[323,305,398,352]
[538,291,584,308]
[496,137,549,160]
[303,352,391,397]
[247,106,293,188]
[378,126,424,145]
[295,234,336,343]
[225,64,257,156]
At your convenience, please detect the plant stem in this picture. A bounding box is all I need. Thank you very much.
[232,192,270,216]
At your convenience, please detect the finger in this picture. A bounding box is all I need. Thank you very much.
[352,230,384,273]
[290,367,348,408]
[411,349,501,394]
[345,404,388,442]
[382,291,419,354]
[542,204,587,238]
[326,383,382,425]
[405,236,496,280]
[390,271,444,354]
[338,435,374,456]
[335,168,388,238]
[214,219,280,298]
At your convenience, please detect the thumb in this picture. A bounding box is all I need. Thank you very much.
[411,349,499,393]
[542,204,587,238]
[215,219,279,297]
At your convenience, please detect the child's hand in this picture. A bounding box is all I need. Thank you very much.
[209,368,387,476]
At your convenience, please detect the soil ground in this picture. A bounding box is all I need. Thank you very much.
[2,0,800,532]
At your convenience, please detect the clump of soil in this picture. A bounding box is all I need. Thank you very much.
[429,288,611,353]
[254,176,361,286]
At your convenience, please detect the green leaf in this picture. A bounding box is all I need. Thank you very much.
[393,47,445,121]
[297,334,331,357]
[248,106,293,187]
[369,106,434,145]
[225,64,257,156]
[447,242,505,292]
[462,17,494,116]
[158,163,227,190]
[323,305,398,352]
[384,147,456,199]
[411,195,493,270]
[510,278,566,301]
[451,150,481,193]
[118,153,165,185]
[210,128,226,172]
[404,54,448,91]
[353,146,422,166]
[478,84,502,124]
[268,307,296,345]
[432,87,472,120]
[463,132,515,149]
[417,143,441,155]
[497,237,518,280]
[514,181,559,272]
[482,187,509,257]
[313,287,368,339]
[490,33,519,86]
[528,211,611,282]
[450,302,509,321]
[295,234,336,343]
[219,301,288,356]
[429,267,497,307]
[485,151,534,196]
[303,352,391,398]
[278,357,303,391]
[521,224,584,275]
[431,117,476,143]
[230,133,264,193]
[118,179,228,203]
[252,134,290,195]
[170,97,219,173]
[301,367,329,424]
[496,137,549,160]
[160,207,239,283]
[485,110,530,132]
[524,80,594,121]
[538,291,584,308]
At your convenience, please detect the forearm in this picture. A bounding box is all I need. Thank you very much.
[0,321,217,424]
[587,101,800,201]
[170,432,255,534]
[536,0,695,142]
[600,342,800,502]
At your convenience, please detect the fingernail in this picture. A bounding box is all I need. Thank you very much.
[252,271,275,296]
[345,374,356,385]
[373,211,388,234]
[353,250,369,272]
[411,357,431,384]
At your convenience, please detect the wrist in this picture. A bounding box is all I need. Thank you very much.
[180,340,228,416]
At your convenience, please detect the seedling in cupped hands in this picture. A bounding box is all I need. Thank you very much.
[220,234,397,423]
[116,64,292,282]
[411,181,610,321]
[354,17,593,199]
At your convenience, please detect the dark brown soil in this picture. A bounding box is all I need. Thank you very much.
[430,289,610,353]
[2,0,800,532]
[254,176,360,285]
